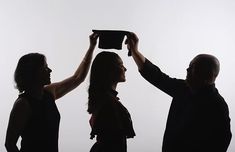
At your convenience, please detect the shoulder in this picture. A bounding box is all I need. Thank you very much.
[209,90,230,114]
[10,96,32,118]
[211,89,227,106]
[13,97,31,110]
[43,87,56,100]
[216,95,229,111]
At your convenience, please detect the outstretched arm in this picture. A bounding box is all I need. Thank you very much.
[126,32,182,97]
[45,33,98,100]
[126,32,145,70]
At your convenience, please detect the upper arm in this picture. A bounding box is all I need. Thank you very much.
[140,59,184,97]
[45,75,83,100]
[5,98,31,147]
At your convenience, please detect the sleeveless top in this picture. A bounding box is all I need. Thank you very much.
[89,90,135,141]
[19,90,60,152]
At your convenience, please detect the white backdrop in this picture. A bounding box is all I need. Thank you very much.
[0,0,234,151]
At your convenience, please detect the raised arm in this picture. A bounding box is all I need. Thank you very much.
[126,32,184,97]
[45,33,98,100]
[126,32,146,70]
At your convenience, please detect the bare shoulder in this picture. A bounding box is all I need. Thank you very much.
[8,96,32,132]
[11,97,31,115]
[44,84,56,99]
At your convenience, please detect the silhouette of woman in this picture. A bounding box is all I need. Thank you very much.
[5,33,98,152]
[88,51,135,152]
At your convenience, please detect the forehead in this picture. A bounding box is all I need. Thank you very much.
[189,54,217,67]
[42,58,48,66]
[116,57,123,64]
[189,57,198,66]
[190,55,209,65]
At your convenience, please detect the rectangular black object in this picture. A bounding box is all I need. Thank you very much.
[92,30,130,50]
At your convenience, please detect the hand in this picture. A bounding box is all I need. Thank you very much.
[125,32,139,53]
[89,32,99,48]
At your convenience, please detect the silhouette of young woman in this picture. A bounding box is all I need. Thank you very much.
[87,51,135,152]
[5,33,98,152]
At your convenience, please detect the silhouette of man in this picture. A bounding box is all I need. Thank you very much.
[126,33,232,152]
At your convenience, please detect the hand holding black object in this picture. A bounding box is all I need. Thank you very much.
[92,30,131,56]
[125,32,139,56]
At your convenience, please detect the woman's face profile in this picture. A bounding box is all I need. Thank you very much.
[114,57,127,83]
[38,59,52,86]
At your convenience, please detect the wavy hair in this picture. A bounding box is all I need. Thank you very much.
[14,53,46,93]
[87,51,121,114]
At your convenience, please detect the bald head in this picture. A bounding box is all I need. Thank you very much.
[186,54,220,88]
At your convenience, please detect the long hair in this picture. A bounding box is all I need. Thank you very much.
[14,53,46,93]
[87,51,121,114]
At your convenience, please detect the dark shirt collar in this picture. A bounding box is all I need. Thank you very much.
[191,83,217,94]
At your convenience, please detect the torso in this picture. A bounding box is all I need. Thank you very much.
[20,90,60,152]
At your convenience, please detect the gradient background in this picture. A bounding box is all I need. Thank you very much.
[0,0,234,151]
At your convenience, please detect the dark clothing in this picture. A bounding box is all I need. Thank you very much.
[140,59,232,152]
[89,90,135,152]
[19,90,60,152]
[90,137,127,152]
